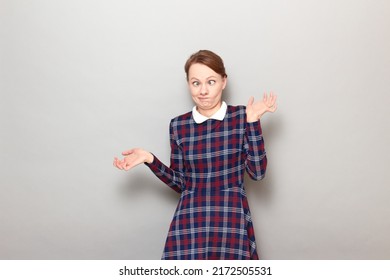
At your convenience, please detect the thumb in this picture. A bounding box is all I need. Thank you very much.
[122,149,134,156]
[247,96,254,107]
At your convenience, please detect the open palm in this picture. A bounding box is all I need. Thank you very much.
[246,92,277,122]
[113,148,153,171]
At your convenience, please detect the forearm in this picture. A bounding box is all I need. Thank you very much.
[145,154,185,193]
[245,120,267,180]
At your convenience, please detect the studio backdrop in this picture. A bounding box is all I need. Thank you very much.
[1,0,389,259]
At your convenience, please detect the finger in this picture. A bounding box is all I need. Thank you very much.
[113,158,119,168]
[114,158,122,168]
[114,161,121,169]
[266,92,273,105]
[265,93,272,107]
[271,96,277,108]
[247,96,254,107]
[115,160,124,170]
[122,149,134,156]
[117,158,127,170]
[271,93,277,104]
[263,92,267,102]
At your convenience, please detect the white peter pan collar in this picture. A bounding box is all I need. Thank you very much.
[192,101,227,124]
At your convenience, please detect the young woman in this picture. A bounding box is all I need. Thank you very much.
[114,50,277,259]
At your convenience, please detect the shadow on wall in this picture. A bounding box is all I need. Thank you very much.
[117,171,179,205]
[246,114,282,203]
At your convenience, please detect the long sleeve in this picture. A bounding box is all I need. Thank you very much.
[144,120,186,193]
[244,120,267,180]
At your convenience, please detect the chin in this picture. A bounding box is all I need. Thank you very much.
[199,104,213,110]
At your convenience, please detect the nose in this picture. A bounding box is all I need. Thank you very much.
[200,84,208,95]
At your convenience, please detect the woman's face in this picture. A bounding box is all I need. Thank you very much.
[188,63,227,117]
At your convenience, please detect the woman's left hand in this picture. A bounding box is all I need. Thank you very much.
[246,92,277,122]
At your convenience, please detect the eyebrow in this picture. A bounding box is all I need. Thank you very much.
[190,76,218,81]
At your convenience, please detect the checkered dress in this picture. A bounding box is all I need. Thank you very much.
[146,105,267,260]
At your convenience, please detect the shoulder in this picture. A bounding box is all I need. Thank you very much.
[170,111,193,129]
[171,110,192,123]
[225,105,247,130]
[227,104,246,119]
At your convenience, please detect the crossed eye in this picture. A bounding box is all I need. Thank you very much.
[192,80,216,87]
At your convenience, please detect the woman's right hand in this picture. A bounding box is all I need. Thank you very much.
[113,148,154,171]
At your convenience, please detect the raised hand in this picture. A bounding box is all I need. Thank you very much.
[113,148,154,171]
[246,92,277,122]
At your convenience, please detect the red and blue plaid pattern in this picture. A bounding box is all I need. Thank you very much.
[146,105,267,259]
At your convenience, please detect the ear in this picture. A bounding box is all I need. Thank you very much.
[222,76,227,90]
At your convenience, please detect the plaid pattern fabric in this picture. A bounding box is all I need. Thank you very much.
[146,105,267,260]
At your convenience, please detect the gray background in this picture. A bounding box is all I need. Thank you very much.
[1,0,389,259]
